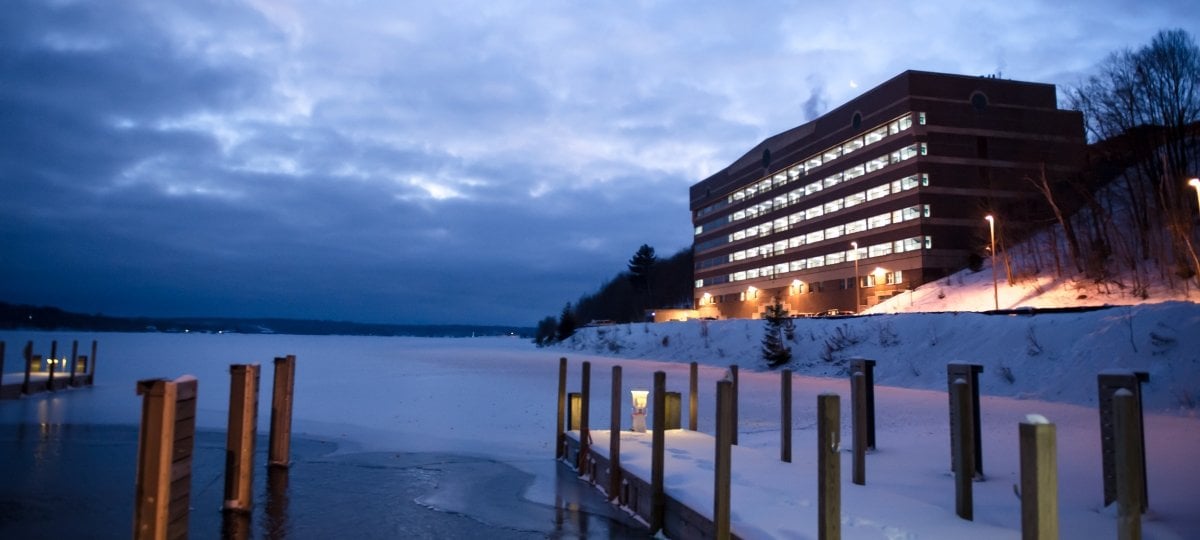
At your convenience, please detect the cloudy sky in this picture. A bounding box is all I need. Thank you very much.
[1,1,1195,326]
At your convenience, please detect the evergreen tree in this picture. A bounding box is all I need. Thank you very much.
[761,299,794,368]
[627,244,658,309]
[556,302,578,342]
[534,316,558,346]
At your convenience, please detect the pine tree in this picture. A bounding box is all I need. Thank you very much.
[533,316,558,346]
[627,244,657,314]
[761,299,793,368]
[556,303,578,342]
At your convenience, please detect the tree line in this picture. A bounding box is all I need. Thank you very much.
[1022,28,1200,297]
[534,245,693,345]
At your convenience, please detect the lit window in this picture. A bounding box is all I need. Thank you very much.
[845,219,867,234]
[865,126,888,144]
[788,236,804,248]
[844,192,866,208]
[868,213,892,229]
[695,279,704,288]
[866,184,890,201]
[805,181,822,195]
[807,255,825,268]
[825,224,845,239]
[694,225,703,236]
[918,112,926,125]
[806,230,825,244]
[826,251,846,264]
[824,199,843,213]
[805,206,824,220]
[790,260,806,271]
[845,164,865,180]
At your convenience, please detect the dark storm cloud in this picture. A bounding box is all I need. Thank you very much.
[2,0,1196,325]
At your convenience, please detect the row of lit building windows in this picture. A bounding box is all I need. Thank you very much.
[694,111,925,222]
[695,235,932,288]
[696,142,927,236]
[700,269,907,304]
[724,173,929,244]
[727,203,930,264]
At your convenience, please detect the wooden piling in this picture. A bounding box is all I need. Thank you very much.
[223,364,260,512]
[48,341,58,390]
[68,340,78,386]
[1115,390,1143,540]
[714,379,733,540]
[609,365,622,501]
[781,369,792,463]
[90,340,98,384]
[852,371,866,485]
[578,361,591,476]
[850,359,877,450]
[556,357,567,458]
[133,376,198,540]
[730,365,739,445]
[268,355,297,468]
[651,370,667,534]
[947,363,984,477]
[22,341,33,395]
[567,393,582,430]
[689,361,699,431]
[952,379,974,521]
[817,393,840,540]
[1020,417,1058,539]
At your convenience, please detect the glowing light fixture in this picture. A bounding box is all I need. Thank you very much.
[985,214,998,311]
[631,390,649,432]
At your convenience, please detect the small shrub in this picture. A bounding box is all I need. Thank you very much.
[661,336,670,347]
[1025,326,1043,357]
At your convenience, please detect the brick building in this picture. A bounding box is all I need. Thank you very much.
[690,70,1085,318]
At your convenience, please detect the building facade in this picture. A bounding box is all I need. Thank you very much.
[690,71,1085,318]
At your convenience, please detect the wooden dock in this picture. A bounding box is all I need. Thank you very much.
[0,340,97,400]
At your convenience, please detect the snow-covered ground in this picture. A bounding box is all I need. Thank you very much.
[2,323,1197,538]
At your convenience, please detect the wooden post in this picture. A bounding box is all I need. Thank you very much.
[567,393,582,430]
[556,357,567,459]
[1115,390,1143,540]
[47,351,57,391]
[689,361,699,431]
[664,392,682,429]
[650,370,667,534]
[578,361,591,476]
[68,340,78,386]
[817,393,840,540]
[1098,371,1149,510]
[1020,417,1058,539]
[133,376,197,540]
[609,365,622,501]
[730,364,739,445]
[952,378,974,521]
[224,364,260,512]
[269,355,296,468]
[714,379,733,540]
[947,363,984,477]
[22,341,33,395]
[90,340,98,385]
[47,341,58,390]
[852,371,866,485]
[781,369,793,463]
[850,358,877,449]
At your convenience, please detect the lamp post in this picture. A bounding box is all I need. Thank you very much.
[1189,178,1200,214]
[985,215,997,311]
[851,241,859,312]
[631,390,649,432]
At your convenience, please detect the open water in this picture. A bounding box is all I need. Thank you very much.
[0,417,645,538]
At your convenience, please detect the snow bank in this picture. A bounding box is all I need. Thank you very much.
[558,301,1200,412]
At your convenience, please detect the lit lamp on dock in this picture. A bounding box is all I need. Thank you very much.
[631,390,649,432]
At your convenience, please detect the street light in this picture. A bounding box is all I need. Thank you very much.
[985,215,997,311]
[1189,178,1200,214]
[850,241,859,312]
[631,390,649,432]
